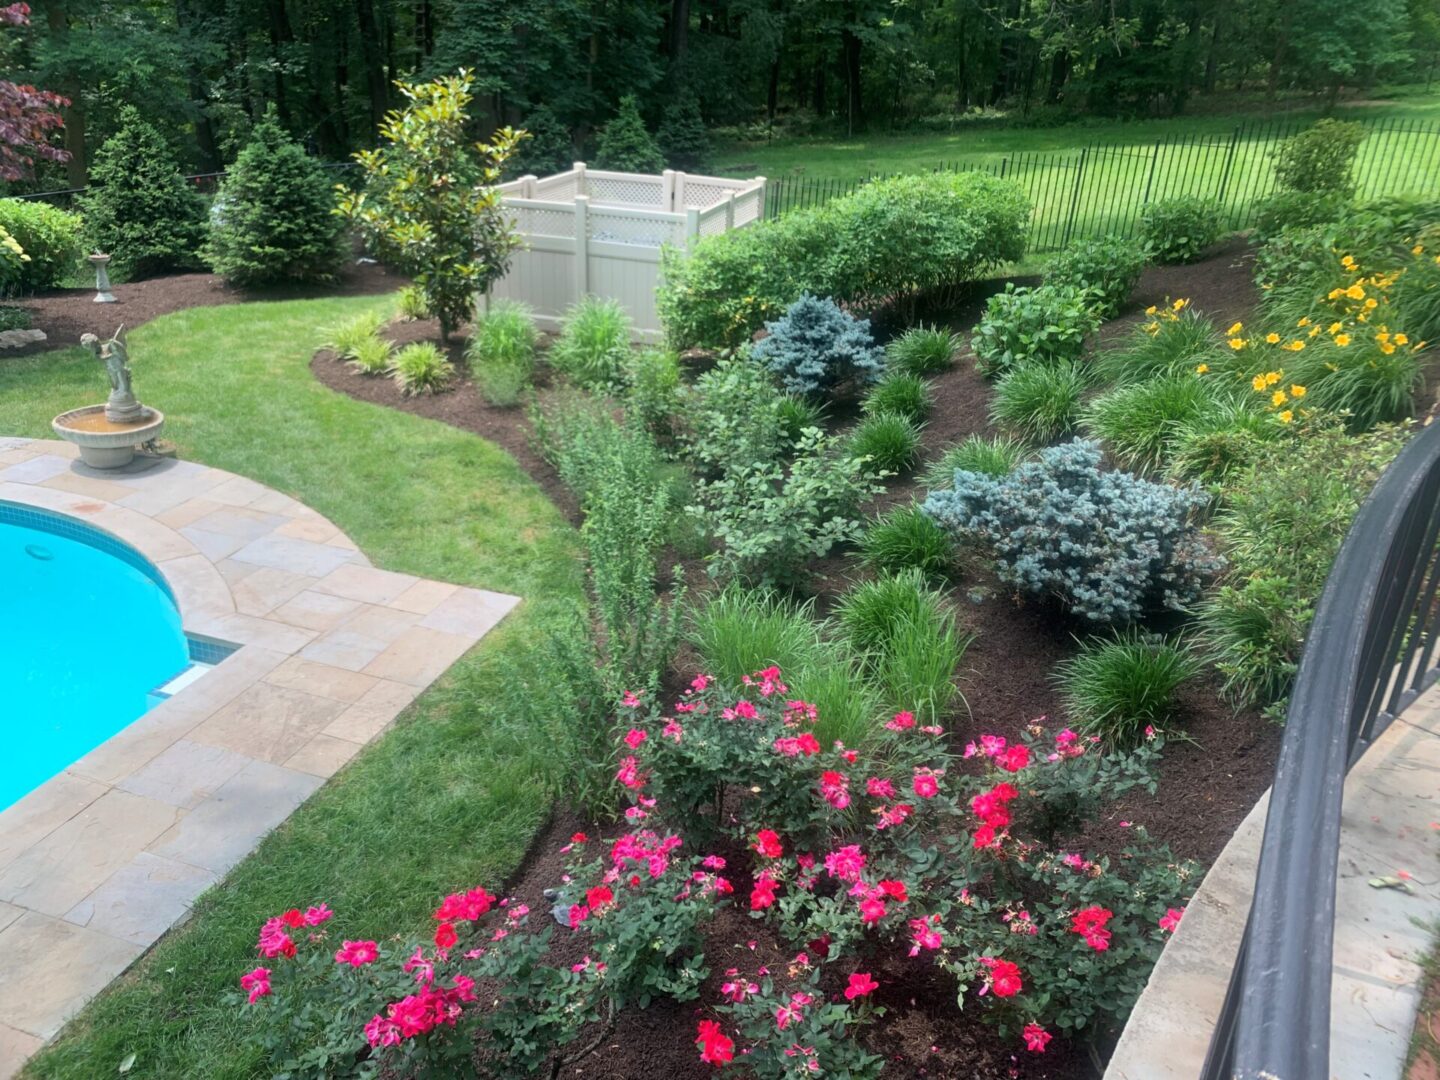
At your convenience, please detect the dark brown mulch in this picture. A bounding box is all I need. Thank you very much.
[3,258,406,359]
[314,240,1283,1078]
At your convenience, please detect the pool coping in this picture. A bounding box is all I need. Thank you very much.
[0,437,521,1078]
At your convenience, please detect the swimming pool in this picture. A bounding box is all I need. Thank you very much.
[1,502,193,810]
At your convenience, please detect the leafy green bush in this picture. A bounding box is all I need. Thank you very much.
[693,428,883,586]
[78,106,206,278]
[990,359,1088,444]
[0,226,25,291]
[922,435,1027,488]
[0,199,82,292]
[862,372,932,420]
[506,104,574,179]
[204,113,344,286]
[885,325,959,375]
[347,336,393,375]
[859,504,954,579]
[1251,191,1352,245]
[1394,229,1440,344]
[1164,403,1283,486]
[1044,236,1147,319]
[657,92,711,172]
[1138,197,1226,264]
[321,311,384,359]
[396,285,429,320]
[659,171,1029,349]
[971,283,1098,377]
[1272,119,1366,198]
[923,439,1221,623]
[0,304,30,331]
[751,293,885,397]
[682,356,789,477]
[1054,632,1201,747]
[1083,375,1223,473]
[391,342,452,395]
[623,348,682,437]
[550,296,632,389]
[849,411,923,474]
[594,94,664,173]
[1199,420,1408,709]
[1092,304,1226,384]
[777,394,825,442]
[468,299,537,406]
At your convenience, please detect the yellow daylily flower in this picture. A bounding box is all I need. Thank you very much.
[1251,374,1267,392]
[1279,410,1294,424]
[1271,389,1287,407]
[1291,384,1306,398]
[1195,363,1209,374]
[1335,334,1351,347]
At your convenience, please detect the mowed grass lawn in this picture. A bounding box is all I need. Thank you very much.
[0,295,582,1079]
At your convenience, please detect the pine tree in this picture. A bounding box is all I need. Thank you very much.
[593,95,664,173]
[78,106,205,278]
[658,93,711,172]
[505,104,575,179]
[204,111,344,286]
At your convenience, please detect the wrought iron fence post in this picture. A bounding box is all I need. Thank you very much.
[1215,125,1243,225]
[1061,147,1088,248]
[1141,140,1162,206]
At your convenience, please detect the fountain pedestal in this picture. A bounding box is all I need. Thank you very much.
[51,405,166,468]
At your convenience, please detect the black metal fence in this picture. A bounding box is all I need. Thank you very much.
[763,117,1440,253]
[1200,416,1440,1078]
[8,160,361,211]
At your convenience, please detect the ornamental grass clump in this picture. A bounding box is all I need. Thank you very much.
[1083,374,1224,474]
[922,435,1027,488]
[1054,632,1202,748]
[849,411,923,475]
[885,325,960,375]
[859,504,954,579]
[923,440,1222,623]
[990,359,1088,444]
[861,372,933,421]
[1164,403,1283,486]
[468,299,538,407]
[1044,235,1147,319]
[971,283,1098,377]
[346,336,393,376]
[751,293,885,398]
[391,342,451,395]
[1092,299,1226,385]
[550,296,632,389]
[320,311,384,360]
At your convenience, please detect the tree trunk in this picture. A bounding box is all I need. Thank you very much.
[353,0,388,134]
[812,53,827,114]
[841,27,863,133]
[265,0,292,122]
[670,0,690,67]
[1202,18,1221,94]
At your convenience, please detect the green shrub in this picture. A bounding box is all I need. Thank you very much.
[1199,420,1408,709]
[594,94,664,173]
[971,283,1098,377]
[391,342,452,395]
[0,199,82,292]
[1054,632,1201,747]
[550,296,632,389]
[1286,333,1423,430]
[778,394,826,443]
[0,304,31,331]
[506,104,574,179]
[347,335,393,375]
[990,359,1088,444]
[862,372,932,421]
[1394,230,1440,344]
[922,435,1027,489]
[924,440,1221,624]
[473,361,529,407]
[623,348,682,436]
[835,569,950,657]
[751,293,885,397]
[849,411,923,474]
[1138,197,1226,264]
[321,311,384,359]
[689,586,827,690]
[1092,305,1226,385]
[1084,375,1223,473]
[886,325,960,376]
[1272,119,1367,198]
[657,92,711,172]
[859,504,954,579]
[1044,236,1147,319]
[1251,191,1352,245]
[468,299,537,406]
[396,285,430,320]
[78,106,205,278]
[204,112,344,286]
[0,226,24,291]
[682,356,789,477]
[658,171,1029,349]
[1165,403,1283,486]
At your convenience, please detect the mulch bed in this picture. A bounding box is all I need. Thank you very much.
[2,258,406,359]
[313,239,1280,1078]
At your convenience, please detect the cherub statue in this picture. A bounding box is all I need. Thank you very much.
[81,325,143,423]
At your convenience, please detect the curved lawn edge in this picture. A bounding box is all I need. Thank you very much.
[1,295,583,1079]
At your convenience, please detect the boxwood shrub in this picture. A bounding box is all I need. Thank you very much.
[0,199,83,293]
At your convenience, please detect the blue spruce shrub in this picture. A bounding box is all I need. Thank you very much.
[751,293,885,396]
[922,440,1222,623]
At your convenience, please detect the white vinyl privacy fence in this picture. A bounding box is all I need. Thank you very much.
[485,163,766,341]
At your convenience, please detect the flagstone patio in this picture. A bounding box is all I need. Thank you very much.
[0,437,520,1079]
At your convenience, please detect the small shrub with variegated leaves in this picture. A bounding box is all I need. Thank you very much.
[391,342,452,395]
[751,293,885,398]
[923,439,1222,623]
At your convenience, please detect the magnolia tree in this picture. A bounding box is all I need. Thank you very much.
[339,70,522,340]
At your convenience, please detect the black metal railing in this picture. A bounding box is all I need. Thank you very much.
[1201,416,1440,1078]
[6,161,359,211]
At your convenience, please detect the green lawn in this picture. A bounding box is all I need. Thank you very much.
[0,296,583,1079]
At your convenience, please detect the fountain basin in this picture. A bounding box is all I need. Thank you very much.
[51,404,165,468]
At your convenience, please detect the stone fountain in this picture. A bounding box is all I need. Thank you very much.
[51,326,166,468]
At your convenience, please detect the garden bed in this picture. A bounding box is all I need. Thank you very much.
[308,239,1287,1078]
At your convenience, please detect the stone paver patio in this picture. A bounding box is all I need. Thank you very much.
[0,437,519,1079]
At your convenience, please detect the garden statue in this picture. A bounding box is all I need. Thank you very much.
[82,326,144,423]
[88,252,116,303]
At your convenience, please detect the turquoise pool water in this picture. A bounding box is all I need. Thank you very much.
[1,504,190,811]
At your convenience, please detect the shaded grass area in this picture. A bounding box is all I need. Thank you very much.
[0,296,582,1079]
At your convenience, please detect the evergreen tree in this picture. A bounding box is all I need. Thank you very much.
[593,94,664,173]
[204,111,344,286]
[657,92,712,172]
[78,106,204,278]
[505,104,575,179]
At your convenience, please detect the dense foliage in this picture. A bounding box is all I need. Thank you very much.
[1138,197,1226,264]
[972,283,1098,376]
[0,197,80,292]
[593,94,664,173]
[1044,236,1148,319]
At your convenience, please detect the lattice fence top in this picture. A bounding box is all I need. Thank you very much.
[679,182,735,210]
[588,175,664,208]
[589,209,686,248]
[509,204,575,239]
